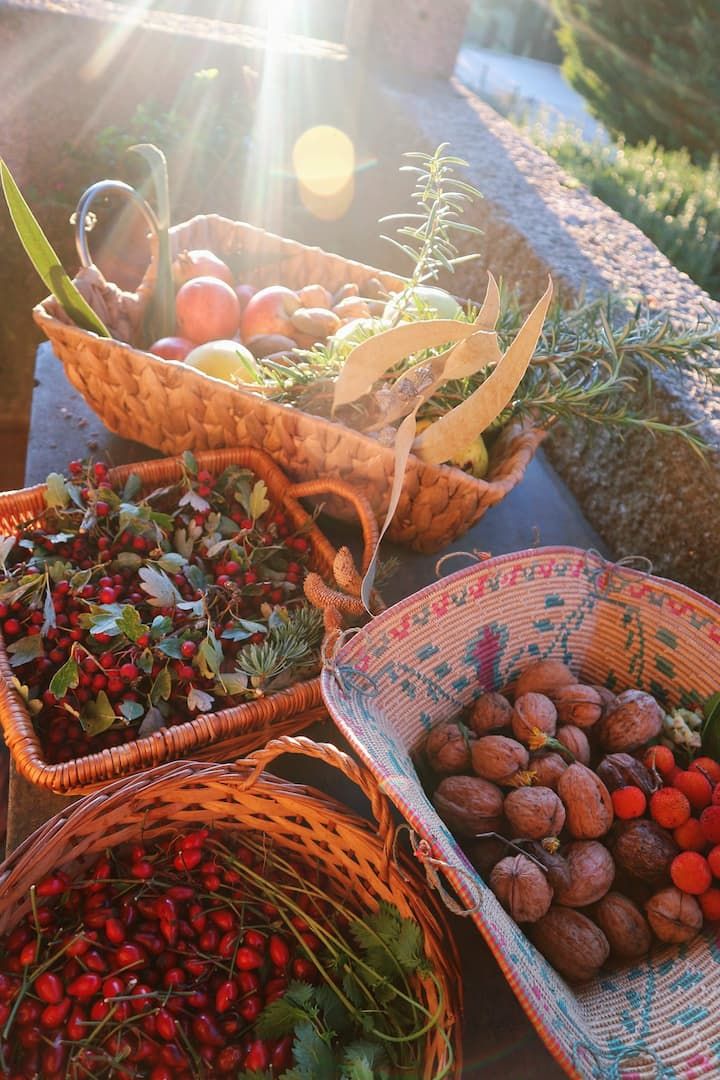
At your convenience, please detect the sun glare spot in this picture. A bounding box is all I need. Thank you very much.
[292,126,356,220]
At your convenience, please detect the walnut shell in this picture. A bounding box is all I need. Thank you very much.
[424,721,474,775]
[511,693,557,744]
[553,684,604,729]
[530,906,610,982]
[529,752,568,790]
[554,841,615,907]
[608,819,679,884]
[432,775,504,837]
[471,735,529,784]
[489,854,554,923]
[598,690,663,753]
[469,692,513,735]
[590,685,618,715]
[555,725,591,765]
[524,843,573,892]
[596,753,660,798]
[514,660,575,701]
[504,787,566,840]
[594,892,652,958]
[645,886,703,943]
[557,764,614,839]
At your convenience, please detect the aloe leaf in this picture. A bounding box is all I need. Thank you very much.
[0,159,110,337]
[129,143,174,342]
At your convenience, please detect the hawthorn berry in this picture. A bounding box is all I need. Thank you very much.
[649,786,691,829]
[691,757,720,786]
[611,786,646,819]
[672,770,713,812]
[673,818,707,853]
[671,851,713,894]
[643,745,675,779]
[700,806,720,844]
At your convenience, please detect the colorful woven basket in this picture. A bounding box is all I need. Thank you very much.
[320,546,720,1079]
[0,737,462,1078]
[0,446,378,795]
[32,214,546,553]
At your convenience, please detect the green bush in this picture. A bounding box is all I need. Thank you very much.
[526,120,720,299]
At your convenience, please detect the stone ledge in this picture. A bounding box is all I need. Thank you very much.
[369,76,720,601]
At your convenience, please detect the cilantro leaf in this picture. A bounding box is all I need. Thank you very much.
[292,1020,336,1080]
[256,983,316,1040]
[350,902,424,978]
[221,618,267,641]
[8,635,45,669]
[341,1040,387,1080]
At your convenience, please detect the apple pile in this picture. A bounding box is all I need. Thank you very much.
[148,248,464,386]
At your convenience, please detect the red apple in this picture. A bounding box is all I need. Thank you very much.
[240,285,300,341]
[175,277,241,344]
[148,336,194,361]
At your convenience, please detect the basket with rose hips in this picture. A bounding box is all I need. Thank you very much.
[0,450,343,775]
[420,657,720,983]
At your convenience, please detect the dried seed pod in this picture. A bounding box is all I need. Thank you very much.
[554,841,615,907]
[298,283,333,308]
[530,906,610,982]
[471,735,529,785]
[645,886,703,944]
[512,693,557,744]
[598,690,663,753]
[514,660,575,702]
[333,296,371,320]
[424,722,474,775]
[490,855,554,923]
[555,725,590,765]
[432,775,504,837]
[504,787,566,840]
[608,819,679,884]
[594,892,652,959]
[557,764,614,839]
[290,307,342,339]
[553,684,604,729]
[596,754,660,798]
[524,842,573,892]
[469,692,513,735]
[332,281,360,304]
[529,752,568,790]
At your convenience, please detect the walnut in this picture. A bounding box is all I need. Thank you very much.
[514,659,575,702]
[557,764,614,839]
[469,692,513,735]
[553,684,604,729]
[608,819,678,884]
[596,754,660,798]
[529,752,567,790]
[555,725,590,765]
[511,693,557,744]
[489,854,553,923]
[504,787,566,840]
[590,685,618,715]
[432,775,504,837]
[471,735,529,785]
[594,892,652,958]
[645,886,703,943]
[530,906,610,982]
[524,842,573,893]
[598,690,663,753]
[423,721,474,775]
[554,841,614,907]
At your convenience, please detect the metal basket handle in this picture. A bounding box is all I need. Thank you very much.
[74,180,160,270]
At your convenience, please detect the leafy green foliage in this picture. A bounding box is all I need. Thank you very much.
[701,692,720,759]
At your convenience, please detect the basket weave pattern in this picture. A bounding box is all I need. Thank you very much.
[33,214,546,553]
[0,447,376,795]
[0,738,462,1078]
[321,547,720,1079]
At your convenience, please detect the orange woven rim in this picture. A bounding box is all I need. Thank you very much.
[0,447,378,795]
[0,737,462,1078]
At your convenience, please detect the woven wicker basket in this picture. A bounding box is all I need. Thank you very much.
[0,737,462,1078]
[33,214,546,553]
[321,547,720,1080]
[0,446,378,795]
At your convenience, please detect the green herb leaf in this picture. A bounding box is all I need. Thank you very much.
[187,687,214,712]
[0,536,16,573]
[256,985,315,1039]
[138,566,181,609]
[80,690,116,736]
[119,700,144,723]
[114,552,143,571]
[221,618,267,641]
[249,480,270,521]
[138,705,165,736]
[48,655,79,697]
[701,692,720,759]
[293,1020,336,1080]
[197,629,223,680]
[215,672,248,696]
[150,667,172,704]
[87,603,125,637]
[45,473,71,509]
[0,159,110,336]
[341,1040,386,1080]
[150,614,173,639]
[136,648,154,675]
[155,552,187,573]
[182,450,198,476]
[122,473,142,501]
[157,637,183,659]
[70,568,93,589]
[179,489,210,513]
[116,605,148,643]
[42,581,57,635]
[8,635,45,669]
[184,564,207,591]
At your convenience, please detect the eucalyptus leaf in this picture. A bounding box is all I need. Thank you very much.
[0,160,110,337]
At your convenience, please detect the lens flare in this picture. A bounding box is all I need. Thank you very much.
[292,125,355,220]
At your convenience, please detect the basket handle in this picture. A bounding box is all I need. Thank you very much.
[235,734,395,875]
[74,180,160,269]
[285,479,379,574]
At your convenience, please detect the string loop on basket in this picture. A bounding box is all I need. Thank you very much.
[392,825,483,917]
[434,549,492,578]
[321,627,378,698]
[584,547,654,592]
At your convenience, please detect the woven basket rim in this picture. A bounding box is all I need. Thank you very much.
[0,447,352,794]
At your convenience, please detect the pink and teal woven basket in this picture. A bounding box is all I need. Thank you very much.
[321,546,720,1080]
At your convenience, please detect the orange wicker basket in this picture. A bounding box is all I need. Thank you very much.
[0,737,462,1078]
[0,446,378,795]
[33,214,546,554]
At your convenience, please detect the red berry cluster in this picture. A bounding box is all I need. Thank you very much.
[0,456,321,762]
[0,830,334,1079]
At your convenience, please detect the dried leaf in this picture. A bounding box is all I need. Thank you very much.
[8,634,45,669]
[187,687,214,712]
[413,278,553,464]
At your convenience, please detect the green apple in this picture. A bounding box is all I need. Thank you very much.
[449,433,489,479]
[383,285,463,322]
[185,340,262,384]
